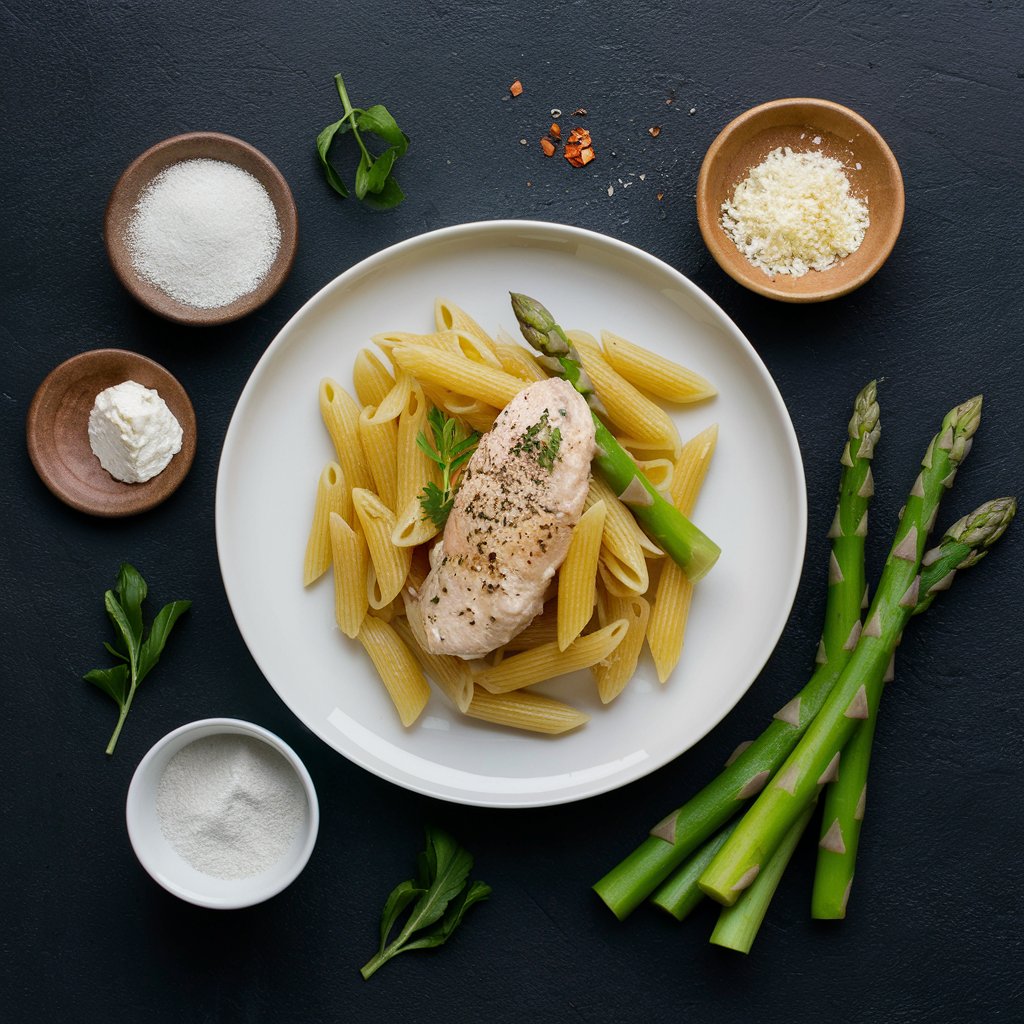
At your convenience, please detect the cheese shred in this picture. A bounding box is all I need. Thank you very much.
[721,147,869,278]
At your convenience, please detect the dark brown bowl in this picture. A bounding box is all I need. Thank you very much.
[104,132,298,326]
[27,349,197,516]
[697,98,904,303]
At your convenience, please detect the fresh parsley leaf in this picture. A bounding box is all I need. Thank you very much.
[316,74,409,210]
[416,409,480,529]
[360,827,490,979]
[84,564,190,755]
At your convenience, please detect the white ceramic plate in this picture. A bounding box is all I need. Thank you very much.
[216,221,806,808]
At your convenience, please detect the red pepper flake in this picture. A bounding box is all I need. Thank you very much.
[540,137,556,157]
[564,127,595,167]
[657,192,665,201]
[509,79,523,97]
[550,122,561,140]
[648,125,661,138]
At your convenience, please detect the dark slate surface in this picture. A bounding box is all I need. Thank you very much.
[3,2,1022,1022]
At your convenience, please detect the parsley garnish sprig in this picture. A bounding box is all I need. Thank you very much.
[360,827,490,979]
[316,73,409,210]
[416,408,480,529]
[83,563,191,755]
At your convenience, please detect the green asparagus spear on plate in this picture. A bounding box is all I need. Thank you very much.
[510,292,720,582]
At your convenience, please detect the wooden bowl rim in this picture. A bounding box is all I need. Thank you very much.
[696,97,905,303]
[104,131,298,326]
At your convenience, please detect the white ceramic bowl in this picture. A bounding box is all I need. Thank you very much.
[126,718,319,909]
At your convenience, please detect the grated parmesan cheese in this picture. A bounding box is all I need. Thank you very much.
[720,147,869,278]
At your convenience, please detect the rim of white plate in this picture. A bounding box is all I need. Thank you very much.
[215,219,807,808]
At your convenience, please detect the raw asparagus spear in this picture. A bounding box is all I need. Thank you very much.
[810,496,1016,919]
[650,821,739,921]
[709,801,818,954]
[510,292,720,582]
[700,396,983,906]
[593,382,880,919]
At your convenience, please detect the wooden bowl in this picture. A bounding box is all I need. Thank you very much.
[105,132,298,325]
[697,98,904,302]
[27,349,197,516]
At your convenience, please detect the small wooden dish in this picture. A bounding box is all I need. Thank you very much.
[27,349,197,516]
[105,132,298,326]
[697,98,904,303]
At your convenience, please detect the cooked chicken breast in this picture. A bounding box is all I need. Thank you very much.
[407,377,595,659]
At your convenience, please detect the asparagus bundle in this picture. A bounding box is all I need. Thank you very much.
[699,396,983,904]
[649,496,1014,930]
[810,497,1017,919]
[595,381,880,919]
[510,293,720,582]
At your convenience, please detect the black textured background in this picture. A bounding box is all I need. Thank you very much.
[3,2,1022,1022]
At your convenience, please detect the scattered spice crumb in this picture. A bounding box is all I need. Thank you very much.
[572,107,587,117]
[812,135,822,145]
[519,138,528,146]
[509,80,523,97]
[550,123,561,140]
[665,97,674,105]
[564,127,595,167]
[657,192,665,201]
[607,185,614,196]
[540,137,556,157]
[688,107,696,115]
[551,108,562,118]
[648,126,661,138]
[855,162,862,171]
[639,173,646,181]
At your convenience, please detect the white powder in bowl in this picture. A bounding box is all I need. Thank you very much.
[126,158,282,310]
[156,733,306,880]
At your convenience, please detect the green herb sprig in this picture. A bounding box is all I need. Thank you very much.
[83,563,190,755]
[416,407,480,529]
[316,73,409,210]
[360,827,491,979]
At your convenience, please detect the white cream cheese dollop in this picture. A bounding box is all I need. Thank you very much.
[88,380,183,483]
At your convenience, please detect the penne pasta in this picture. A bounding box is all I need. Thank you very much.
[319,378,373,491]
[493,331,549,382]
[465,687,589,735]
[365,367,413,425]
[303,462,351,585]
[568,330,680,449]
[390,343,527,409]
[392,385,443,548]
[669,423,719,512]
[475,620,629,694]
[352,488,412,606]
[357,406,399,511]
[594,593,650,703]
[353,348,396,408]
[647,424,719,681]
[356,615,430,727]
[634,458,674,495]
[329,512,368,638]
[602,329,717,404]
[585,476,650,590]
[392,617,474,713]
[557,500,607,650]
[434,297,498,353]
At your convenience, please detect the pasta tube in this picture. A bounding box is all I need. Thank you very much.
[475,620,629,694]
[465,687,589,735]
[303,462,351,585]
[601,330,717,404]
[357,615,430,727]
[557,501,607,650]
